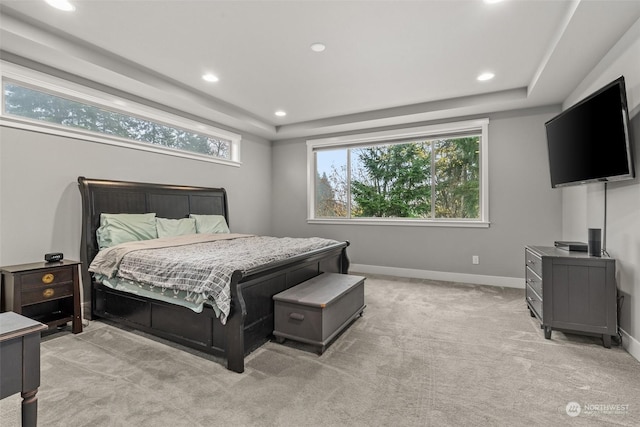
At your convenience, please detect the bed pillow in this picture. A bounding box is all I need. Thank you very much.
[96,213,158,249]
[156,217,197,238]
[189,214,230,234]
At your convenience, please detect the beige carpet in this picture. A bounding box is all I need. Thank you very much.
[1,274,639,426]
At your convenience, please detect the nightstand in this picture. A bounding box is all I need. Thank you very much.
[1,260,82,334]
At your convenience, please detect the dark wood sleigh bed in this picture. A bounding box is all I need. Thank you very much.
[77,177,350,373]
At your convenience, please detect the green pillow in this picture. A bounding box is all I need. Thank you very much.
[156,217,197,238]
[189,214,230,234]
[96,213,158,249]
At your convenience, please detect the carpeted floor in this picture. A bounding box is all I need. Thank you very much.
[1,274,639,426]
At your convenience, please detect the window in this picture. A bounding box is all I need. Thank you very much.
[1,63,241,165]
[307,120,489,227]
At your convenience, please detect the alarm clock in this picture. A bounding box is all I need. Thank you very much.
[45,252,64,263]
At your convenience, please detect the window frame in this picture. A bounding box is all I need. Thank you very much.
[0,62,242,166]
[307,119,490,227]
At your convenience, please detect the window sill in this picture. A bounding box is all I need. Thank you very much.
[0,116,241,167]
[307,218,490,228]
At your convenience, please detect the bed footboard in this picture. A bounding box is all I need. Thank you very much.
[224,243,349,373]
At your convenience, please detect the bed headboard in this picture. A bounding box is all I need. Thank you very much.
[77,176,228,305]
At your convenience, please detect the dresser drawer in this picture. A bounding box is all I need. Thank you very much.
[21,282,74,306]
[526,284,542,321]
[525,266,542,297]
[525,249,542,278]
[19,267,74,290]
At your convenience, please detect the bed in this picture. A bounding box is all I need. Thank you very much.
[77,176,350,373]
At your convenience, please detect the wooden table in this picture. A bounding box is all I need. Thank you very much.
[0,312,47,427]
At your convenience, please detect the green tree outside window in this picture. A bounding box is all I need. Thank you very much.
[3,82,231,160]
[315,137,480,219]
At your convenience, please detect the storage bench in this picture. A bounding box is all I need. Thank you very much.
[273,273,365,354]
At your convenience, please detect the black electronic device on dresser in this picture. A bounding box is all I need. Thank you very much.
[0,260,83,334]
[525,246,616,348]
[554,241,588,252]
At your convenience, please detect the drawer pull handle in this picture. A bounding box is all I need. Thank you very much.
[43,288,55,298]
[289,312,305,321]
[42,273,55,284]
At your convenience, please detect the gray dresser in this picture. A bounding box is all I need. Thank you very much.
[525,246,617,348]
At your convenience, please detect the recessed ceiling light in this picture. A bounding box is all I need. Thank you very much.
[310,43,326,53]
[44,0,76,11]
[202,73,219,82]
[484,0,504,4]
[477,72,495,81]
[202,73,219,83]
[275,111,287,117]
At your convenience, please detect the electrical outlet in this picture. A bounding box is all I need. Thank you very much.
[472,255,479,265]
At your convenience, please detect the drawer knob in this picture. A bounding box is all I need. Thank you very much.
[42,273,55,284]
[43,288,55,298]
[289,312,305,321]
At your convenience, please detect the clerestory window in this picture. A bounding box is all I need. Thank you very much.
[1,63,241,165]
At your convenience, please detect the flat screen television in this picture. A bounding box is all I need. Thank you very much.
[545,76,634,188]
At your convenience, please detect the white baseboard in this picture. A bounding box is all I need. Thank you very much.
[349,263,524,289]
[620,328,640,363]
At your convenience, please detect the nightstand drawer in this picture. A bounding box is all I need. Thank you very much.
[20,267,73,289]
[21,282,74,306]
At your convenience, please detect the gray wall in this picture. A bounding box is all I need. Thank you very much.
[561,17,640,354]
[0,126,272,267]
[271,108,562,283]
